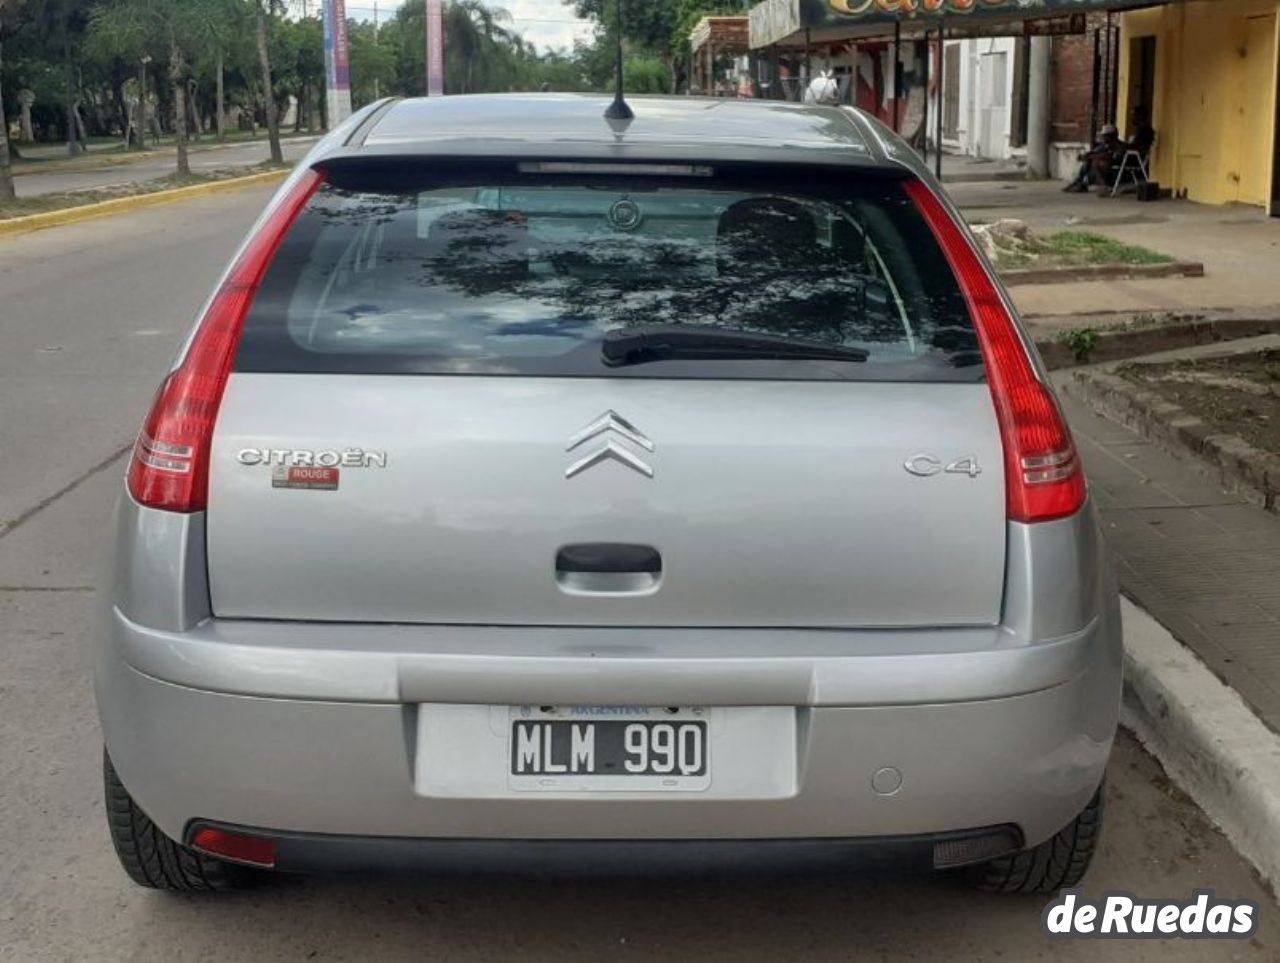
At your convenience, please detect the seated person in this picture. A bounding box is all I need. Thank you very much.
[1063,124,1125,193]
[1129,105,1155,160]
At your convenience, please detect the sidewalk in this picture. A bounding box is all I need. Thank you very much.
[11,135,319,199]
[946,178,1280,321]
[1057,383,1280,732]
[937,151,1026,183]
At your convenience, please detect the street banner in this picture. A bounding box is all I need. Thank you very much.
[427,0,445,96]
[323,0,352,124]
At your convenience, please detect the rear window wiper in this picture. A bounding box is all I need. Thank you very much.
[601,325,869,367]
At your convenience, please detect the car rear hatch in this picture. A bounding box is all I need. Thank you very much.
[199,158,1012,628]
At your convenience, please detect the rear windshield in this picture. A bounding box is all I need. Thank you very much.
[237,162,982,381]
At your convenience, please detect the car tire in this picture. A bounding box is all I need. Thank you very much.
[104,749,253,891]
[972,786,1103,894]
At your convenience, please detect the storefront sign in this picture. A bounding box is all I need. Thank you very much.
[812,0,1119,25]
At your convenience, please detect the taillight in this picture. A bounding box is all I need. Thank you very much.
[127,169,324,512]
[904,180,1085,523]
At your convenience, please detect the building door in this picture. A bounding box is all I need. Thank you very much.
[1126,35,1156,128]
[978,50,1009,158]
[1237,14,1275,206]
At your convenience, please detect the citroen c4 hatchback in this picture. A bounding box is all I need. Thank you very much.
[97,94,1121,893]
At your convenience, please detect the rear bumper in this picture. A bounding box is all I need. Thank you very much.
[97,602,1122,850]
[185,823,1025,875]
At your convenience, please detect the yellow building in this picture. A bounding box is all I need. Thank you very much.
[1119,0,1279,210]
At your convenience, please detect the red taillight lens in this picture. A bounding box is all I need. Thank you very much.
[904,180,1085,523]
[189,826,277,868]
[127,169,324,513]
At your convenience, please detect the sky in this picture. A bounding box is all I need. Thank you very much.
[296,0,597,54]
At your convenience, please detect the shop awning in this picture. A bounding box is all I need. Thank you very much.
[749,0,1146,48]
[690,15,751,55]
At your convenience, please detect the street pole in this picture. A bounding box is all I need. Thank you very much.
[1027,35,1051,179]
[805,27,812,92]
[935,28,943,181]
[372,0,379,100]
[920,31,930,161]
[892,22,901,133]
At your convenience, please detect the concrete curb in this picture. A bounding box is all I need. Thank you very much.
[0,169,289,238]
[1064,357,1280,512]
[1036,316,1280,370]
[1002,260,1204,287]
[1119,596,1280,891]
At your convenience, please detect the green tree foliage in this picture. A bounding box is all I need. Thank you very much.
[569,0,682,91]
[0,0,628,174]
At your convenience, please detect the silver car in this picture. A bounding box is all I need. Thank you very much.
[97,94,1121,893]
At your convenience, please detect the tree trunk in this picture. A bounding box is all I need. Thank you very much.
[0,38,16,203]
[187,82,200,142]
[255,1,283,163]
[169,36,189,176]
[215,51,225,141]
[64,36,85,155]
[112,71,130,148]
[73,101,88,144]
[137,61,148,150]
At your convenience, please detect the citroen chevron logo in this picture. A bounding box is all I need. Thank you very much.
[565,410,655,479]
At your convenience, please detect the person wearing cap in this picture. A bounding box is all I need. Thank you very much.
[1063,124,1125,194]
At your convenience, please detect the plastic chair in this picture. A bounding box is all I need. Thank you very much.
[1110,148,1151,197]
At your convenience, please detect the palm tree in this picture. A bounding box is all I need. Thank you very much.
[445,0,513,93]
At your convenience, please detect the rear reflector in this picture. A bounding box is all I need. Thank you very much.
[904,181,1086,524]
[932,826,1022,869]
[127,168,324,513]
[189,826,277,868]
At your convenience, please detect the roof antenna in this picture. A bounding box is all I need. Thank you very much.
[604,0,633,121]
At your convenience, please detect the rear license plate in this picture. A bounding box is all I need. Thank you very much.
[508,707,710,792]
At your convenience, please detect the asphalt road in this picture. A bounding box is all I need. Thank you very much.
[0,189,1277,961]
[12,137,319,197]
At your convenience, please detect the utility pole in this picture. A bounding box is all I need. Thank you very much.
[1027,35,1051,178]
[372,0,379,100]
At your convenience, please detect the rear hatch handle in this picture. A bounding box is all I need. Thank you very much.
[555,543,662,595]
